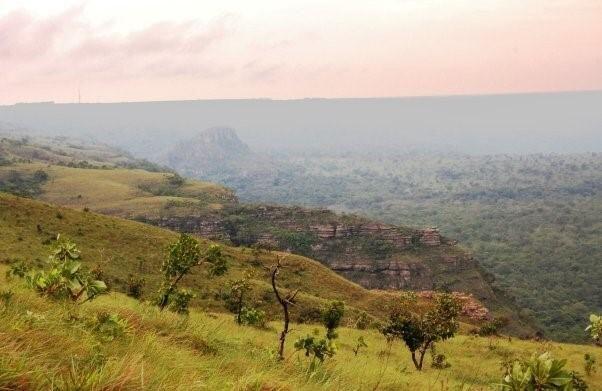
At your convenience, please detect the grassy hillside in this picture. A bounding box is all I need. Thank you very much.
[1,264,600,390]
[0,161,534,334]
[0,192,444,324]
[0,163,235,218]
[0,134,164,171]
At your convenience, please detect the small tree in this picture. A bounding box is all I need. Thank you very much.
[224,273,253,324]
[585,314,601,346]
[271,256,299,360]
[382,293,461,370]
[352,336,368,356]
[584,353,597,376]
[26,235,107,303]
[295,300,346,362]
[322,300,345,340]
[156,234,227,312]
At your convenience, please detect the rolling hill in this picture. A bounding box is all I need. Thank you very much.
[0,155,531,334]
[0,192,598,390]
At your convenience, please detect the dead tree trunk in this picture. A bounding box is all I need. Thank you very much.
[271,256,298,361]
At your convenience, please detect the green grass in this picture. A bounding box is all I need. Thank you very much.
[0,192,440,323]
[0,163,236,218]
[0,134,165,171]
[1,265,600,390]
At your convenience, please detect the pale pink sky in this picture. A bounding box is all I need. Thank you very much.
[1,0,601,104]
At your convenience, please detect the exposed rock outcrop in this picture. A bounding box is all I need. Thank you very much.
[135,203,495,305]
[417,291,491,321]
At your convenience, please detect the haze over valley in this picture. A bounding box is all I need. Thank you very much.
[1,1,601,389]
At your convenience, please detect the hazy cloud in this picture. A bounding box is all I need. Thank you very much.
[1,6,235,83]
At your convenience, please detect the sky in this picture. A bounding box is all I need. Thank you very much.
[1,0,601,104]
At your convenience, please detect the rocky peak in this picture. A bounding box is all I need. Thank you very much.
[167,127,253,176]
[193,127,251,155]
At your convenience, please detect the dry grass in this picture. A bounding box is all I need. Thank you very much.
[0,192,434,323]
[0,267,600,391]
[0,163,235,218]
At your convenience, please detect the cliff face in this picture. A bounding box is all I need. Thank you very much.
[137,203,498,306]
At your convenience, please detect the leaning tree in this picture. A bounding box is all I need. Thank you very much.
[156,234,227,312]
[271,256,299,360]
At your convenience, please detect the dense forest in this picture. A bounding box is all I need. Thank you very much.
[202,151,602,342]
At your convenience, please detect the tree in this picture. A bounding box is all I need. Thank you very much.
[156,234,227,312]
[224,273,253,324]
[294,300,346,362]
[382,293,461,370]
[322,300,345,340]
[585,314,601,346]
[271,256,299,360]
[26,235,107,303]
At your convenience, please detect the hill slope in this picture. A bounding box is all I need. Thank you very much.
[1,192,438,322]
[192,146,602,342]
[0,162,531,332]
[1,262,599,390]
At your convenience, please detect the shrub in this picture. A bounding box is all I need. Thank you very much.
[570,372,589,391]
[169,289,195,314]
[25,236,107,303]
[499,352,585,390]
[352,336,368,356]
[0,290,14,306]
[6,261,29,280]
[295,333,336,362]
[297,307,323,324]
[584,353,597,376]
[0,169,48,197]
[294,300,346,364]
[222,274,252,324]
[322,300,345,340]
[90,311,129,341]
[126,275,145,299]
[167,173,185,187]
[431,353,450,369]
[430,345,450,369]
[238,306,267,328]
[355,311,371,330]
[477,319,504,336]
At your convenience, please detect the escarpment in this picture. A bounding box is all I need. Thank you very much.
[136,204,497,306]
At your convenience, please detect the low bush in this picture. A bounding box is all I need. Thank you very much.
[238,306,267,328]
[499,352,587,390]
[169,289,195,315]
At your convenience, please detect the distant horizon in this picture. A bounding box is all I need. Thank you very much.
[4,88,602,106]
[2,89,600,156]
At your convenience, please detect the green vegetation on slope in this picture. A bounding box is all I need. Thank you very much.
[0,163,236,218]
[1,264,599,390]
[0,161,533,335]
[0,134,166,171]
[0,193,441,324]
[201,151,602,342]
